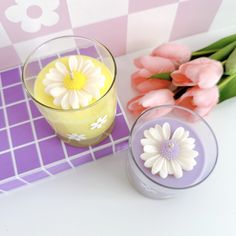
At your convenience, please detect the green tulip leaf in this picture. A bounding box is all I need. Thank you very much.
[225,47,236,75]
[195,34,236,52]
[150,72,171,80]
[191,49,217,58]
[218,73,236,102]
[210,40,236,61]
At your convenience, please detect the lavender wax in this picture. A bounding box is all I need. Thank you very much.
[131,118,205,188]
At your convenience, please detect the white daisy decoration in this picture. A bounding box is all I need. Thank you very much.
[43,56,106,109]
[90,115,108,130]
[140,122,198,179]
[67,133,86,141]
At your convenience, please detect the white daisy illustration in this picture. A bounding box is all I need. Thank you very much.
[90,115,108,130]
[43,56,105,109]
[67,133,86,141]
[5,0,59,33]
[140,122,198,179]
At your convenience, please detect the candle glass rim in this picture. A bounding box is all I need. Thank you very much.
[22,35,117,112]
[128,104,219,190]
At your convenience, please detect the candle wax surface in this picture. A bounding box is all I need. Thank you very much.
[131,118,205,188]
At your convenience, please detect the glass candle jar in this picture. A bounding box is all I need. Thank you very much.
[127,105,218,199]
[22,36,117,147]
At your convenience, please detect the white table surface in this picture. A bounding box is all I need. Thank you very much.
[1,29,236,236]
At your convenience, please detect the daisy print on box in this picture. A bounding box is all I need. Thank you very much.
[5,0,60,33]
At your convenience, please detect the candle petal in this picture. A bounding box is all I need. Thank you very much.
[46,71,63,81]
[144,145,159,153]
[82,60,94,74]
[88,67,101,77]
[83,84,100,99]
[177,157,196,171]
[60,93,70,109]
[45,82,63,94]
[151,157,164,175]
[55,61,68,76]
[167,161,174,175]
[141,138,156,146]
[171,160,183,178]
[140,152,156,161]
[69,90,80,109]
[77,91,89,107]
[149,126,163,142]
[144,155,159,168]
[69,56,78,72]
[162,122,171,140]
[159,159,168,178]
[172,127,185,141]
[50,87,66,97]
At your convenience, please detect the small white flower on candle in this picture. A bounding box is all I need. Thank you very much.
[90,115,108,130]
[67,133,86,141]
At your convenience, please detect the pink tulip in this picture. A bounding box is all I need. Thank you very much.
[177,86,219,117]
[171,57,223,89]
[127,89,175,116]
[132,56,175,93]
[152,43,191,66]
[131,70,171,93]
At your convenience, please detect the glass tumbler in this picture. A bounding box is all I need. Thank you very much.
[127,105,218,199]
[22,36,117,147]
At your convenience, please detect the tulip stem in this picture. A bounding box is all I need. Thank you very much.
[218,73,236,90]
[221,60,226,65]
[149,72,171,80]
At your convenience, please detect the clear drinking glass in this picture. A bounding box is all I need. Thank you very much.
[127,105,218,199]
[22,36,117,147]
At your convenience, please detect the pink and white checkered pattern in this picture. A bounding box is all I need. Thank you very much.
[0,0,230,71]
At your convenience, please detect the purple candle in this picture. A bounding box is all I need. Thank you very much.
[131,118,205,188]
[127,105,218,199]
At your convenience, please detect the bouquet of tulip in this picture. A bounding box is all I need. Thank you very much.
[127,34,236,117]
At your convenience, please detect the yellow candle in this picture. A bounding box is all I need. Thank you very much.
[33,55,116,146]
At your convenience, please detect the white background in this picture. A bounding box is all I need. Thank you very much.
[0,29,236,235]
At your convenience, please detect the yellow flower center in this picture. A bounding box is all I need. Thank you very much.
[63,71,87,90]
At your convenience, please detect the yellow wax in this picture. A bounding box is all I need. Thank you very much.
[34,55,116,141]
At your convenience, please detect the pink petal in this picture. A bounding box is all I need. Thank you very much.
[134,56,175,74]
[177,94,196,111]
[177,86,219,119]
[139,89,175,108]
[198,64,223,88]
[171,71,194,87]
[151,43,191,66]
[194,106,214,117]
[131,69,151,86]
[135,79,171,93]
[192,86,219,107]
[127,95,145,116]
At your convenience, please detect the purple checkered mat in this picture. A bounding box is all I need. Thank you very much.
[0,50,130,193]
